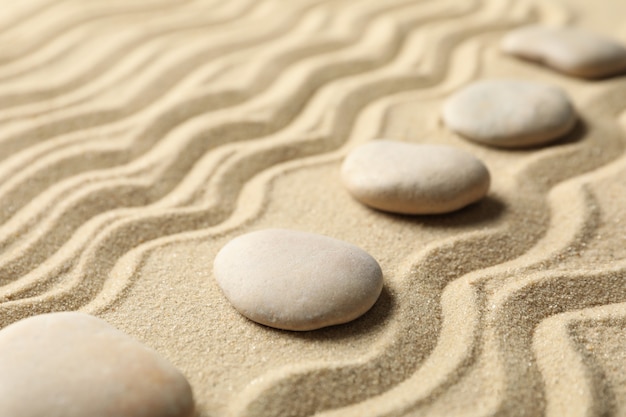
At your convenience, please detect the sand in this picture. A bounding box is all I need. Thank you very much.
[0,0,624,416]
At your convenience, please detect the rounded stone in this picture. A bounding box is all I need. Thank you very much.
[213,229,383,331]
[501,25,626,78]
[442,79,577,147]
[0,312,194,417]
[341,140,490,214]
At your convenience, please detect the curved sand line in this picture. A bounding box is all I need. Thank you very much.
[0,0,394,228]
[534,301,626,417]
[0,0,197,65]
[83,31,496,315]
[0,0,420,284]
[0,0,419,214]
[0,0,625,416]
[230,12,626,417]
[90,0,548,412]
[0,1,258,121]
[0,0,471,296]
[0,0,316,161]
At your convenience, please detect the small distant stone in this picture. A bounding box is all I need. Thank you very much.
[442,79,576,147]
[501,25,626,78]
[213,229,383,331]
[341,140,490,214]
[0,312,194,417]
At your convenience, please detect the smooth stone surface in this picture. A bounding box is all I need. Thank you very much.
[442,79,577,147]
[501,25,626,78]
[213,229,383,331]
[341,140,490,214]
[0,312,194,417]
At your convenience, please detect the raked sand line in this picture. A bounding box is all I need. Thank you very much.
[0,0,422,197]
[0,148,238,302]
[0,0,201,65]
[0,0,416,235]
[0,17,499,324]
[0,0,404,114]
[0,0,313,159]
[0,4,408,286]
[336,186,594,416]
[2,0,532,308]
[0,0,478,199]
[0,0,552,380]
[357,196,616,417]
[480,264,626,417]
[84,146,512,412]
[396,122,626,416]
[96,9,580,412]
[529,152,626,416]
[235,186,537,415]
[1,0,626,416]
[534,301,626,417]
[392,130,626,416]
[419,124,625,413]
[0,0,488,296]
[0,0,327,152]
[223,43,624,412]
[0,0,532,336]
[0,8,356,228]
[0,1,309,117]
[0,0,400,292]
[0,1,371,194]
[0,2,258,121]
[83,32,495,316]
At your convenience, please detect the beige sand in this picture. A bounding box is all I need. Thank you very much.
[0,0,625,415]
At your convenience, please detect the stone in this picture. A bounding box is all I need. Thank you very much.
[442,79,577,147]
[501,25,626,78]
[213,229,383,331]
[341,140,490,214]
[0,312,194,417]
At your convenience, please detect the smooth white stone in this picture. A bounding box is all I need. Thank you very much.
[341,140,490,214]
[213,229,383,331]
[501,25,626,78]
[0,312,194,417]
[442,79,577,147]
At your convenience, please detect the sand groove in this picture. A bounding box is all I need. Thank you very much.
[0,0,625,416]
[0,0,481,305]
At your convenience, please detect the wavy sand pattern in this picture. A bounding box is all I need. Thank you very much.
[0,0,625,415]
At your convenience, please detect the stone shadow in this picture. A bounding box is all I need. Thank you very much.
[263,285,395,342]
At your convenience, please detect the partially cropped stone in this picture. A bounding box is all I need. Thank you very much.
[442,79,577,147]
[341,140,490,214]
[0,312,194,417]
[214,229,383,331]
[501,25,626,78]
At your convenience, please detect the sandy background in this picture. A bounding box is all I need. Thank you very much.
[0,0,625,416]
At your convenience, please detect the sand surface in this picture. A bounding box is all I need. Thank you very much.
[0,0,625,416]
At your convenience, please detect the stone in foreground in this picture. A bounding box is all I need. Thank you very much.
[214,229,383,331]
[501,25,626,78]
[442,79,576,147]
[341,140,490,214]
[0,312,194,417]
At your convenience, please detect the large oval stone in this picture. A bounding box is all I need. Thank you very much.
[442,79,577,147]
[341,140,490,214]
[501,25,626,78]
[0,312,194,417]
[213,229,383,331]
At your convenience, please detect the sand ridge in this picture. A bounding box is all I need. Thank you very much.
[0,0,625,416]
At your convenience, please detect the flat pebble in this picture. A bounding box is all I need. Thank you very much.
[0,312,194,417]
[213,229,383,331]
[442,79,577,147]
[501,25,626,78]
[341,140,490,214]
